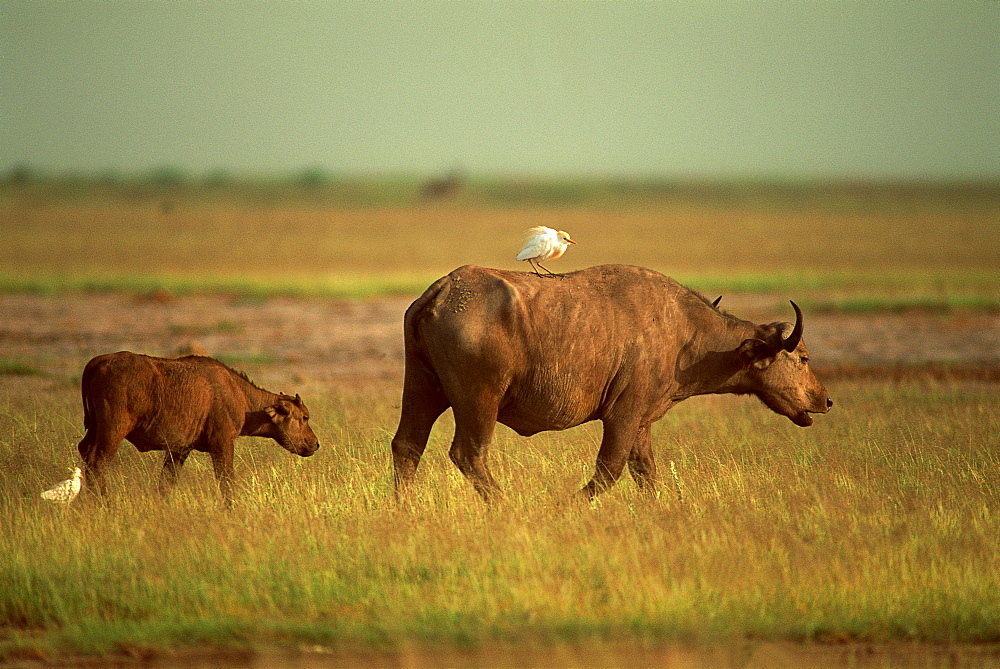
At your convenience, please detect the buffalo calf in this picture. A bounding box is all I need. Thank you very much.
[77,351,319,505]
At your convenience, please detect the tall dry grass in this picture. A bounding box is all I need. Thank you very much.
[1,376,997,656]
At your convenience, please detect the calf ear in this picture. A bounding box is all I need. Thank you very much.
[265,403,290,421]
[737,338,778,370]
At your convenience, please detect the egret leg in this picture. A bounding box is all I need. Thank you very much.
[535,262,563,279]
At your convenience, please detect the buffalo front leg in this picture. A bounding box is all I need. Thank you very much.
[390,367,449,499]
[626,423,658,493]
[580,420,640,500]
[159,450,190,496]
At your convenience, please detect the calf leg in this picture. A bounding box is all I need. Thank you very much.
[77,432,99,492]
[626,423,658,493]
[77,427,125,497]
[581,419,641,500]
[159,450,190,495]
[449,393,502,502]
[390,366,449,498]
[210,441,236,508]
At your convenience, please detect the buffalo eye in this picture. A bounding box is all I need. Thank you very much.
[800,355,809,364]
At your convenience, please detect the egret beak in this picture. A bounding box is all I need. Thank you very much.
[566,238,578,244]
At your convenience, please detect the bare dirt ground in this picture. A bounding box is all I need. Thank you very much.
[0,293,997,390]
[9,640,1000,669]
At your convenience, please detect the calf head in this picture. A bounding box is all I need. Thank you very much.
[736,301,833,427]
[264,394,320,456]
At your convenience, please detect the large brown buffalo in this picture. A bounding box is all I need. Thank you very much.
[78,352,319,505]
[391,264,832,501]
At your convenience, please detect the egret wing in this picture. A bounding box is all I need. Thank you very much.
[41,480,73,502]
[516,227,556,261]
[41,473,81,503]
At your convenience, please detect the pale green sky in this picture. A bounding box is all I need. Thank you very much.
[2,1,998,179]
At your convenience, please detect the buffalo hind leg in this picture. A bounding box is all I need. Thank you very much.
[449,394,502,502]
[626,423,659,494]
[391,367,449,498]
[581,420,640,500]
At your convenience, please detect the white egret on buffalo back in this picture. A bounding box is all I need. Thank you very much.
[41,467,83,504]
[516,226,577,276]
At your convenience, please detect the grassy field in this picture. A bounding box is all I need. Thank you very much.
[0,179,998,662]
[1,377,997,660]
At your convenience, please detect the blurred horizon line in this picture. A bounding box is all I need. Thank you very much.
[6,163,1000,189]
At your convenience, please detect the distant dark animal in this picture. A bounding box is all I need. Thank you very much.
[77,352,319,505]
[391,264,832,501]
[421,169,463,200]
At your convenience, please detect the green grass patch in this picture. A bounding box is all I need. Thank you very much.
[804,294,1000,314]
[213,352,280,368]
[0,273,437,300]
[1,271,997,313]
[0,359,46,377]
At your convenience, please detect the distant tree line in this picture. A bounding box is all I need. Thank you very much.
[4,163,997,210]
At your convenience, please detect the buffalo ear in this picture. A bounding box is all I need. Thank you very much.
[293,393,302,406]
[265,403,289,421]
[737,338,777,370]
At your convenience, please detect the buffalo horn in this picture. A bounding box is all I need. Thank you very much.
[783,301,804,352]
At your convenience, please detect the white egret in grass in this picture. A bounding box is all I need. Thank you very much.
[516,226,577,276]
[41,467,82,504]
